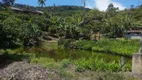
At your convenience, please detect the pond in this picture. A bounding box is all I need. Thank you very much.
[27,47,132,65]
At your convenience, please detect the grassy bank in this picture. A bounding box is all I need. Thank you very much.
[30,56,131,72]
[0,48,131,72]
[0,40,134,79]
[0,48,134,80]
[69,39,139,56]
[92,39,139,56]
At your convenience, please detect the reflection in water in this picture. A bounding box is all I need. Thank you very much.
[32,48,132,65]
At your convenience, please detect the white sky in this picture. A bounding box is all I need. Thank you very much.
[86,0,126,11]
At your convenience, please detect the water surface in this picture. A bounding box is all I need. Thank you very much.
[31,48,132,65]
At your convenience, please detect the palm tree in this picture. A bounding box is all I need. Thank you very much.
[38,0,46,8]
[10,0,15,5]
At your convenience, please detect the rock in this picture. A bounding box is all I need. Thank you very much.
[0,62,61,80]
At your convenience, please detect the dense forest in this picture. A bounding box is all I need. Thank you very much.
[0,2,142,48]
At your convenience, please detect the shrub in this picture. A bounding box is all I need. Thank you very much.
[61,59,71,68]
[74,57,122,72]
[92,39,139,56]
[71,39,139,56]
[31,57,60,69]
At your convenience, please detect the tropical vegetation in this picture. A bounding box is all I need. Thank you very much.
[67,39,139,56]
[0,0,141,79]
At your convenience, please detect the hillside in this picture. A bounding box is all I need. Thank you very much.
[13,4,91,16]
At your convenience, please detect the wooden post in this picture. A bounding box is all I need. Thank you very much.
[121,56,125,72]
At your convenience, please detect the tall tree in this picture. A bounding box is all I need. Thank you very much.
[2,0,15,6]
[106,3,119,17]
[38,0,46,8]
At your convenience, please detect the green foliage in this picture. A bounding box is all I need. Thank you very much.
[0,50,30,62]
[1,4,142,49]
[92,39,139,56]
[74,40,96,50]
[71,39,139,56]
[0,4,139,80]
[0,12,42,48]
[20,23,41,46]
[61,59,71,68]
[0,15,21,48]
[0,10,46,48]
[31,57,60,69]
[61,39,74,48]
[6,3,142,39]
[74,56,131,72]
[74,57,122,72]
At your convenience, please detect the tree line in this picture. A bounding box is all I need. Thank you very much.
[0,1,142,49]
[1,0,46,7]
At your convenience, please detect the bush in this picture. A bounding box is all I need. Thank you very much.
[74,57,122,72]
[73,40,96,50]
[31,57,60,69]
[61,59,71,68]
[70,39,139,56]
[92,39,139,56]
